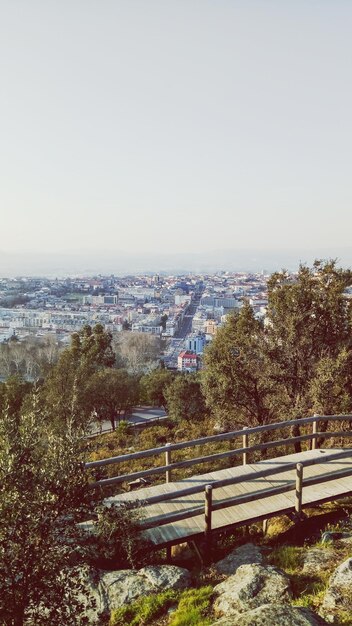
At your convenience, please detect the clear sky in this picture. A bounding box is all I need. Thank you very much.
[1,1,352,261]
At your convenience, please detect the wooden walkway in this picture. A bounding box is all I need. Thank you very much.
[104,447,352,548]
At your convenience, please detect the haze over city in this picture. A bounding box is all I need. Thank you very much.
[1,1,352,274]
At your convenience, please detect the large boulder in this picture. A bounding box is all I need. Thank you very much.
[211,604,329,625]
[214,543,264,576]
[213,563,292,617]
[321,557,352,621]
[100,565,190,611]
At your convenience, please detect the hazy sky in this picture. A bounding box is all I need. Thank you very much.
[1,1,352,259]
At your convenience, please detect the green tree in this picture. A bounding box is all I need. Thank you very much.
[140,368,175,410]
[202,302,283,430]
[309,349,352,417]
[164,373,208,423]
[0,395,94,626]
[266,260,352,428]
[42,324,115,431]
[0,375,33,423]
[86,368,139,430]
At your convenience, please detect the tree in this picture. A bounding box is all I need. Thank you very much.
[86,368,139,430]
[266,260,352,425]
[114,332,161,375]
[165,373,208,423]
[202,302,283,430]
[139,368,175,410]
[0,395,94,626]
[0,375,33,423]
[41,324,115,431]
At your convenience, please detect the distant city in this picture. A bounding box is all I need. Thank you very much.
[0,270,270,374]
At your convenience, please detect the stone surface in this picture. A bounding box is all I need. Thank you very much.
[211,604,329,625]
[213,563,292,617]
[100,565,190,610]
[214,543,264,576]
[302,547,336,576]
[321,557,352,620]
[138,565,191,590]
[73,565,109,624]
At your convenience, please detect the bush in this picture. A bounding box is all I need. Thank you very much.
[91,503,151,569]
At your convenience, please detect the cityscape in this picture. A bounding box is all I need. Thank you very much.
[0,270,269,376]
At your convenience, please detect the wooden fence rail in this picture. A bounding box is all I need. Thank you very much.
[136,453,352,534]
[87,414,352,489]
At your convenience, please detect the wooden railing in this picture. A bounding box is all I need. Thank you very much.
[135,448,352,532]
[86,414,352,489]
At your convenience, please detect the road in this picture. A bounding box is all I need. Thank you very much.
[89,405,168,436]
[174,289,203,339]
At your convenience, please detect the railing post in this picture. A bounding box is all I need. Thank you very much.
[165,443,172,483]
[242,427,248,465]
[204,484,213,564]
[312,415,318,450]
[295,463,303,516]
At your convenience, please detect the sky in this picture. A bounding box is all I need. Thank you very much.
[1,1,352,269]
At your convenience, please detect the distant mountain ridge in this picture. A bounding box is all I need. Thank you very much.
[1,248,352,277]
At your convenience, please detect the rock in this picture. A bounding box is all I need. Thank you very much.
[138,565,191,590]
[213,563,292,617]
[211,604,329,625]
[72,565,109,624]
[214,543,264,576]
[321,557,352,620]
[100,569,154,609]
[100,565,191,610]
[302,547,336,576]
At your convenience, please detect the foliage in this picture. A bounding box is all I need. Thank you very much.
[110,589,179,626]
[0,394,95,626]
[169,587,213,626]
[41,324,116,431]
[202,261,352,433]
[92,502,150,569]
[165,373,208,423]
[266,260,352,421]
[86,368,139,430]
[114,332,161,374]
[202,302,284,430]
[0,375,33,422]
[139,367,175,409]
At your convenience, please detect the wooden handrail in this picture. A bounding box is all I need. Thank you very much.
[137,460,352,531]
[86,414,352,470]
[90,429,352,488]
[103,448,352,507]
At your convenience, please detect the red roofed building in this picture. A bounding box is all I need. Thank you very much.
[177,350,199,372]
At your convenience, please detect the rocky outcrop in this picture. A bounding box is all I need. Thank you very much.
[73,564,190,623]
[321,556,352,622]
[214,543,264,576]
[211,604,329,625]
[101,564,190,610]
[213,563,292,617]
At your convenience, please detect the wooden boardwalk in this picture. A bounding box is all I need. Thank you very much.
[104,447,352,548]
